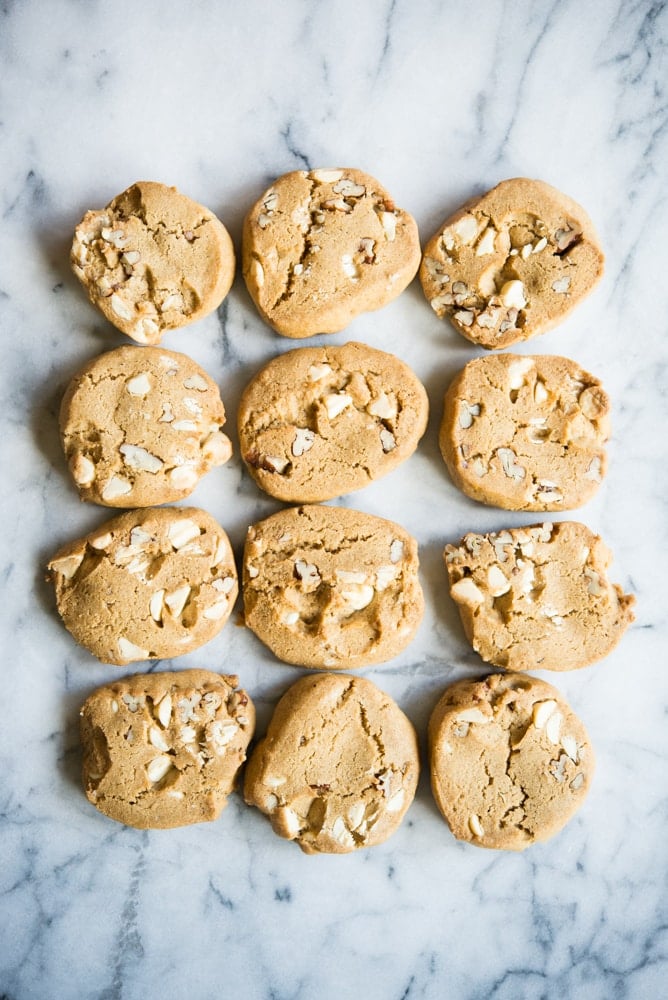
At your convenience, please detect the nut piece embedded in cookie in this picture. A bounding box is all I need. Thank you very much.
[59,346,232,507]
[439,354,609,511]
[242,505,424,669]
[242,168,421,338]
[244,673,419,854]
[428,673,594,850]
[47,506,238,664]
[444,521,635,671]
[80,670,255,829]
[420,178,604,349]
[238,342,428,502]
[71,181,235,343]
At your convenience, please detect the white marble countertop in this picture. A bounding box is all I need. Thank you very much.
[2,2,666,998]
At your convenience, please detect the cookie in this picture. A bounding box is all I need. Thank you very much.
[48,507,238,665]
[80,670,255,829]
[420,178,604,349]
[242,168,420,338]
[444,521,635,671]
[243,505,424,669]
[440,354,609,511]
[428,673,593,850]
[60,346,232,507]
[238,342,428,502]
[244,673,419,854]
[71,181,235,344]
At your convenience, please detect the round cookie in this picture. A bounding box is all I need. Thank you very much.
[440,353,609,511]
[243,505,424,669]
[244,673,419,854]
[71,181,235,344]
[60,346,232,507]
[242,168,421,338]
[420,178,604,349]
[238,342,428,502]
[444,521,635,672]
[80,670,255,830]
[428,673,594,850]
[48,507,238,665]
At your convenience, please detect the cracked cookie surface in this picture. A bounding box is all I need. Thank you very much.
[239,342,428,502]
[243,505,424,669]
[444,521,635,671]
[242,168,420,338]
[428,673,593,850]
[440,354,609,511]
[244,673,419,854]
[48,507,238,665]
[60,346,232,507]
[71,181,235,344]
[420,178,604,349]
[80,669,254,829]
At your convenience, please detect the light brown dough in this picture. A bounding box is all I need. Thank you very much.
[242,168,421,337]
[71,181,235,344]
[428,673,593,850]
[48,507,238,665]
[420,178,604,349]
[440,354,609,510]
[244,673,419,854]
[243,505,424,669]
[80,670,255,829]
[444,521,635,671]
[238,342,428,502]
[60,346,232,507]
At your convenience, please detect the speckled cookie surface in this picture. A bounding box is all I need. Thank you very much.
[244,673,419,854]
[420,178,604,349]
[71,181,235,344]
[48,507,238,665]
[80,670,255,829]
[440,354,609,511]
[238,342,428,502]
[242,168,421,338]
[60,346,232,507]
[243,505,424,669]
[444,521,635,671]
[428,673,593,850]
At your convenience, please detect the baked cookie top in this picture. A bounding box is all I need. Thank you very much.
[444,521,635,672]
[243,504,424,669]
[60,346,232,507]
[428,673,593,850]
[80,670,254,829]
[71,181,235,344]
[439,354,609,511]
[244,673,419,854]
[242,168,420,337]
[420,178,604,349]
[48,506,238,665]
[238,342,428,502]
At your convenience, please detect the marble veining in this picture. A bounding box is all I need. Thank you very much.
[1,1,667,998]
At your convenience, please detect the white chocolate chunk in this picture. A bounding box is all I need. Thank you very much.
[117,637,149,660]
[168,519,201,549]
[102,475,133,501]
[50,552,84,580]
[120,444,163,473]
[164,586,191,617]
[146,756,173,783]
[499,280,526,310]
[451,577,484,605]
[532,700,557,729]
[324,393,352,419]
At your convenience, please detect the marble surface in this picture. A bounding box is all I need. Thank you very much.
[1,1,666,997]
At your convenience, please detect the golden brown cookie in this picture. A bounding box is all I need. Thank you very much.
[420,178,604,349]
[60,346,232,507]
[428,673,593,850]
[440,354,609,511]
[71,181,235,344]
[444,521,635,671]
[48,507,238,665]
[238,342,428,502]
[244,673,419,854]
[243,505,424,669]
[80,670,254,829]
[242,168,420,337]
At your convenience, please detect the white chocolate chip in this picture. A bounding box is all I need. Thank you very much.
[551,277,571,294]
[499,280,527,310]
[311,168,343,183]
[534,237,548,253]
[149,726,170,752]
[169,465,198,490]
[149,590,165,622]
[202,431,232,465]
[341,254,360,280]
[562,735,578,762]
[70,453,96,486]
[90,532,112,550]
[168,519,201,549]
[156,694,172,728]
[379,428,396,452]
[451,577,484,605]
[585,456,603,482]
[452,214,478,244]
[203,601,229,621]
[532,700,558,730]
[330,816,355,848]
[381,212,397,241]
[455,708,490,724]
[164,586,190,617]
[476,227,497,256]
[487,565,511,596]
[386,789,406,813]
[146,756,173,783]
[117,637,149,661]
[263,455,289,474]
[469,814,484,838]
[281,610,299,626]
[294,560,321,587]
[324,393,352,420]
[375,565,397,591]
[367,391,397,420]
[570,773,585,791]
[390,539,404,563]
[584,567,603,596]
[183,374,208,391]
[340,583,374,611]
[308,362,333,382]
[252,259,264,287]
[126,373,152,396]
[534,380,549,404]
[545,711,563,745]
[508,357,535,390]
[159,403,175,423]
[110,293,133,320]
[50,552,84,580]
[120,444,163,473]
[172,420,199,432]
[247,564,259,579]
